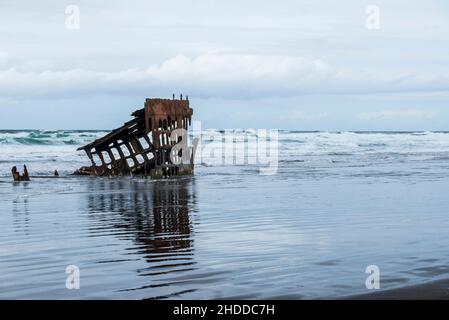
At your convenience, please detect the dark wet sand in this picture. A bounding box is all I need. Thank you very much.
[345,279,449,300]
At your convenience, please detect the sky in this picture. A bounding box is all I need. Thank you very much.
[0,0,449,130]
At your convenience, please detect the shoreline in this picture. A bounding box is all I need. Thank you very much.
[343,278,449,300]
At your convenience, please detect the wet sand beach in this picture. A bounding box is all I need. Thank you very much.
[347,278,449,300]
[2,131,449,299]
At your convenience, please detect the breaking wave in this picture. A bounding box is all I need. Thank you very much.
[1,130,449,177]
[0,130,108,146]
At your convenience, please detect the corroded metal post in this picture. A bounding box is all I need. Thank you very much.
[12,165,30,181]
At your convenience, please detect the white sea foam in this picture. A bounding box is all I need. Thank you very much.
[1,130,449,177]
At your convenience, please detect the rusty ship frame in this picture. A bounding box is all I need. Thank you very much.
[75,96,197,179]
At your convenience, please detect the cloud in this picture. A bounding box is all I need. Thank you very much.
[1,53,449,100]
[0,54,336,99]
[356,109,435,121]
[280,110,330,121]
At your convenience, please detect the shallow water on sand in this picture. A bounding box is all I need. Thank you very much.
[2,131,449,299]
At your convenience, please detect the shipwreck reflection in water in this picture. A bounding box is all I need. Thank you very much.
[12,182,31,235]
[85,177,198,297]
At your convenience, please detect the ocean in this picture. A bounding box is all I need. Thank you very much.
[2,130,449,299]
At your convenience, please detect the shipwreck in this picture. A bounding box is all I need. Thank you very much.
[75,96,197,179]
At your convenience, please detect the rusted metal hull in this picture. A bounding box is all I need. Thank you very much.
[75,96,196,178]
[12,165,30,181]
